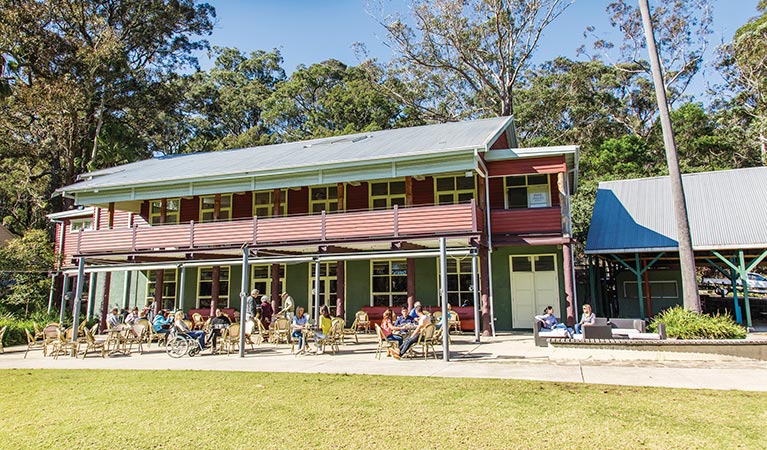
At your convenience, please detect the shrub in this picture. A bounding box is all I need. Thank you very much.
[648,306,747,339]
[0,310,72,347]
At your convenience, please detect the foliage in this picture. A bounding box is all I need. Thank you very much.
[369,0,572,120]
[0,229,54,317]
[1,370,766,448]
[648,306,747,339]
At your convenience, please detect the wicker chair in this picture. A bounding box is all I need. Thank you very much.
[223,323,248,354]
[78,327,107,359]
[316,319,343,355]
[52,328,77,359]
[147,323,168,348]
[42,324,61,356]
[374,324,400,359]
[24,329,46,358]
[252,319,269,346]
[192,313,205,330]
[409,324,437,360]
[354,311,370,334]
[33,322,44,341]
[448,311,461,333]
[270,317,290,345]
[339,317,358,345]
[124,324,147,354]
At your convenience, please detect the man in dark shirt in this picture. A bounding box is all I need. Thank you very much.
[394,307,413,327]
[260,296,273,327]
[208,308,231,351]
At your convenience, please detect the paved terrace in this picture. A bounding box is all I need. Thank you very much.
[3,332,767,392]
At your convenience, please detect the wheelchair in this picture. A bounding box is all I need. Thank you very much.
[165,327,203,358]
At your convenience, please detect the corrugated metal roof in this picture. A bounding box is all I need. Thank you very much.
[61,116,513,193]
[585,167,767,254]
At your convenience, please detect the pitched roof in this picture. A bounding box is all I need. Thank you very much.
[60,116,513,194]
[585,167,767,254]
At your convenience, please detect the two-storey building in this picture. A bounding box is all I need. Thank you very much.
[51,116,578,332]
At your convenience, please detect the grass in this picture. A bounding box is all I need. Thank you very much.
[0,370,765,449]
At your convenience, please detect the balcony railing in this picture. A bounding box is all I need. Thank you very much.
[75,200,482,256]
[490,207,563,235]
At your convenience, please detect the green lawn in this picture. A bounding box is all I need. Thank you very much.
[1,370,765,449]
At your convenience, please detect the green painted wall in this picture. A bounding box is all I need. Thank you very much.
[345,260,370,321]
[228,264,243,311]
[491,245,565,331]
[286,262,309,311]
[415,258,438,305]
[615,269,682,318]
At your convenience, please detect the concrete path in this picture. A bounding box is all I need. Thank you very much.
[3,333,767,392]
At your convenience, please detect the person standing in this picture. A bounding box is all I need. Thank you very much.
[278,292,295,320]
[260,295,273,326]
[246,289,259,321]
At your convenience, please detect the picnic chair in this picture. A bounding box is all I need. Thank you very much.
[147,323,168,348]
[192,313,204,330]
[33,322,44,341]
[224,323,249,354]
[316,319,343,355]
[252,319,269,346]
[78,327,107,359]
[409,324,437,360]
[448,311,461,333]
[0,325,6,353]
[24,329,46,358]
[270,317,290,345]
[338,317,358,345]
[354,311,370,334]
[374,324,399,360]
[124,324,147,354]
[42,324,61,356]
[52,328,77,359]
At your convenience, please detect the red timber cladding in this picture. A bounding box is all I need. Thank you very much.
[288,187,308,215]
[487,155,566,177]
[345,182,368,211]
[179,198,198,223]
[489,132,509,150]
[398,203,476,234]
[194,220,252,246]
[232,192,252,219]
[490,208,561,234]
[325,210,394,239]
[412,176,434,206]
[489,178,505,210]
[256,215,323,243]
[96,208,133,229]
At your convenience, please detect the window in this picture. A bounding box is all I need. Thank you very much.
[197,267,230,308]
[446,258,475,306]
[149,199,180,225]
[200,194,232,223]
[434,175,475,205]
[309,263,339,316]
[253,189,287,218]
[310,185,339,214]
[369,180,406,209]
[146,270,177,309]
[70,218,93,232]
[251,264,285,296]
[371,260,407,307]
[624,281,679,299]
[504,175,550,209]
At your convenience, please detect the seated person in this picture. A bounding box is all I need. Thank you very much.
[380,309,403,356]
[291,306,309,353]
[125,307,140,325]
[574,304,596,335]
[535,306,568,330]
[313,305,333,354]
[408,301,422,320]
[153,310,173,336]
[393,307,414,328]
[174,311,206,350]
[106,308,121,328]
[208,308,231,349]
[393,304,430,359]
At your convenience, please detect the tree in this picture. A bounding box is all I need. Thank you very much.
[262,59,409,141]
[0,229,54,317]
[582,0,712,137]
[0,0,215,228]
[718,1,767,164]
[369,0,572,121]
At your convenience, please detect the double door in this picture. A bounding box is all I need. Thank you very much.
[510,255,559,328]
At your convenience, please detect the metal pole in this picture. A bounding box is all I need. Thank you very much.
[86,272,96,320]
[122,271,131,309]
[59,275,70,324]
[738,250,753,328]
[471,252,480,343]
[635,253,645,318]
[72,257,86,342]
[439,238,450,361]
[47,273,56,315]
[178,266,186,312]
[239,248,249,358]
[638,0,700,312]
[313,260,321,324]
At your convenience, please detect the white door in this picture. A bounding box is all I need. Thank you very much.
[511,255,559,328]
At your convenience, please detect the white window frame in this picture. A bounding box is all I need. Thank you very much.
[70,218,93,232]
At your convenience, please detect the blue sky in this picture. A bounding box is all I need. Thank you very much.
[198,0,759,101]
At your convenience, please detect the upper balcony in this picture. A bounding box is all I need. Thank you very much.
[490,207,564,235]
[71,201,483,257]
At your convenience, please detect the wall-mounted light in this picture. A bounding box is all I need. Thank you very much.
[413,175,426,181]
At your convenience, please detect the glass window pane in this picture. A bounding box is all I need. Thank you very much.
[507,188,527,209]
[438,194,453,205]
[312,188,326,200]
[372,277,388,293]
[507,176,526,187]
[535,256,555,271]
[456,176,474,190]
[328,203,338,212]
[371,182,388,196]
[512,256,532,272]
[201,197,215,209]
[392,197,406,207]
[528,174,548,185]
[151,201,162,213]
[312,204,324,213]
[373,199,387,209]
[373,295,389,307]
[391,276,407,292]
[390,181,406,195]
[220,195,231,208]
[458,193,474,203]
[328,186,337,198]
[436,177,455,191]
